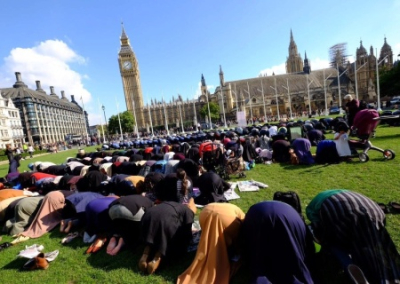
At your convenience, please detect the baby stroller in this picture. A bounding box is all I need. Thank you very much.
[201,142,224,173]
[218,142,246,180]
[348,109,395,162]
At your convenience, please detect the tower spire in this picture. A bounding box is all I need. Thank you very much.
[201,74,206,87]
[219,65,225,86]
[290,29,294,42]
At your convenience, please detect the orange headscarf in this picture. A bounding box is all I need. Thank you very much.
[177,203,245,284]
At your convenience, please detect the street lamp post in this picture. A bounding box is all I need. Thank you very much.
[177,97,185,133]
[336,64,348,114]
[219,85,227,128]
[281,78,292,119]
[306,75,314,116]
[376,48,389,111]
[243,82,253,122]
[323,69,332,115]
[205,92,212,129]
[270,77,279,119]
[102,105,108,136]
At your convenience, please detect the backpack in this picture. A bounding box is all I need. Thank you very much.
[273,191,302,216]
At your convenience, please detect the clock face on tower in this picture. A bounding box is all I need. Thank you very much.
[123,61,132,70]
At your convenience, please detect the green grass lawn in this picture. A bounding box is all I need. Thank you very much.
[1,126,400,284]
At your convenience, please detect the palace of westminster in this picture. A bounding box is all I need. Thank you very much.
[119,27,395,131]
[0,27,395,147]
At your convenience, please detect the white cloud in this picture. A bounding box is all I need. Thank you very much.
[195,81,215,98]
[0,39,91,104]
[259,62,286,76]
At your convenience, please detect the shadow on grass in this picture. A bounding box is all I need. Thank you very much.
[1,257,27,271]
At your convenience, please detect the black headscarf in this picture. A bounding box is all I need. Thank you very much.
[76,171,107,192]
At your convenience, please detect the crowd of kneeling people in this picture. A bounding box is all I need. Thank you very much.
[0,132,399,284]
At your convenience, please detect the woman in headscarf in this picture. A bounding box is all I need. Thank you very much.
[307,190,400,284]
[271,139,291,163]
[138,175,196,275]
[107,195,153,255]
[177,203,245,284]
[84,195,119,254]
[5,195,44,236]
[291,138,315,165]
[143,172,165,201]
[194,172,230,205]
[242,201,315,284]
[12,190,72,244]
[76,171,108,192]
[60,191,104,234]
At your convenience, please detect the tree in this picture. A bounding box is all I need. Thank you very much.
[379,63,400,97]
[199,102,220,122]
[108,111,135,135]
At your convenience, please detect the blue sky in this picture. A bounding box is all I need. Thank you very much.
[0,0,399,124]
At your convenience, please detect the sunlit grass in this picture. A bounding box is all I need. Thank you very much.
[0,126,400,283]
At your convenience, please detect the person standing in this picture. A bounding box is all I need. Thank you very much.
[5,144,14,165]
[344,94,360,127]
[28,144,34,158]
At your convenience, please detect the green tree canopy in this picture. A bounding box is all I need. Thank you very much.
[379,63,400,97]
[199,102,220,122]
[108,111,135,134]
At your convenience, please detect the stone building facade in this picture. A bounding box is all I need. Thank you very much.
[346,38,394,102]
[119,27,394,127]
[0,72,89,145]
[0,93,24,148]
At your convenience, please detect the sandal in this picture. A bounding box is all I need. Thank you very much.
[61,232,79,244]
[92,238,107,254]
[11,235,30,245]
[389,202,400,213]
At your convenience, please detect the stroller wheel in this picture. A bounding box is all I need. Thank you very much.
[358,153,369,163]
[383,149,395,160]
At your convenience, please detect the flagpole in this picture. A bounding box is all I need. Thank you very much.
[148,100,154,137]
[115,99,124,141]
[97,98,106,143]
[192,89,198,132]
[79,96,89,144]
[177,94,185,133]
[162,93,169,135]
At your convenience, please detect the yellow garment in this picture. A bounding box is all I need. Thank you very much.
[125,176,145,192]
[0,189,25,202]
[177,203,245,284]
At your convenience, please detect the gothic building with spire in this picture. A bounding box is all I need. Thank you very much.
[346,38,394,101]
[119,27,395,128]
[286,30,304,73]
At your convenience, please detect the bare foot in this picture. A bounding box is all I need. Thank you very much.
[106,236,117,255]
[60,220,66,233]
[64,220,73,234]
[109,237,125,256]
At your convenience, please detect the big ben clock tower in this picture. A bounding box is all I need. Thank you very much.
[118,24,145,129]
